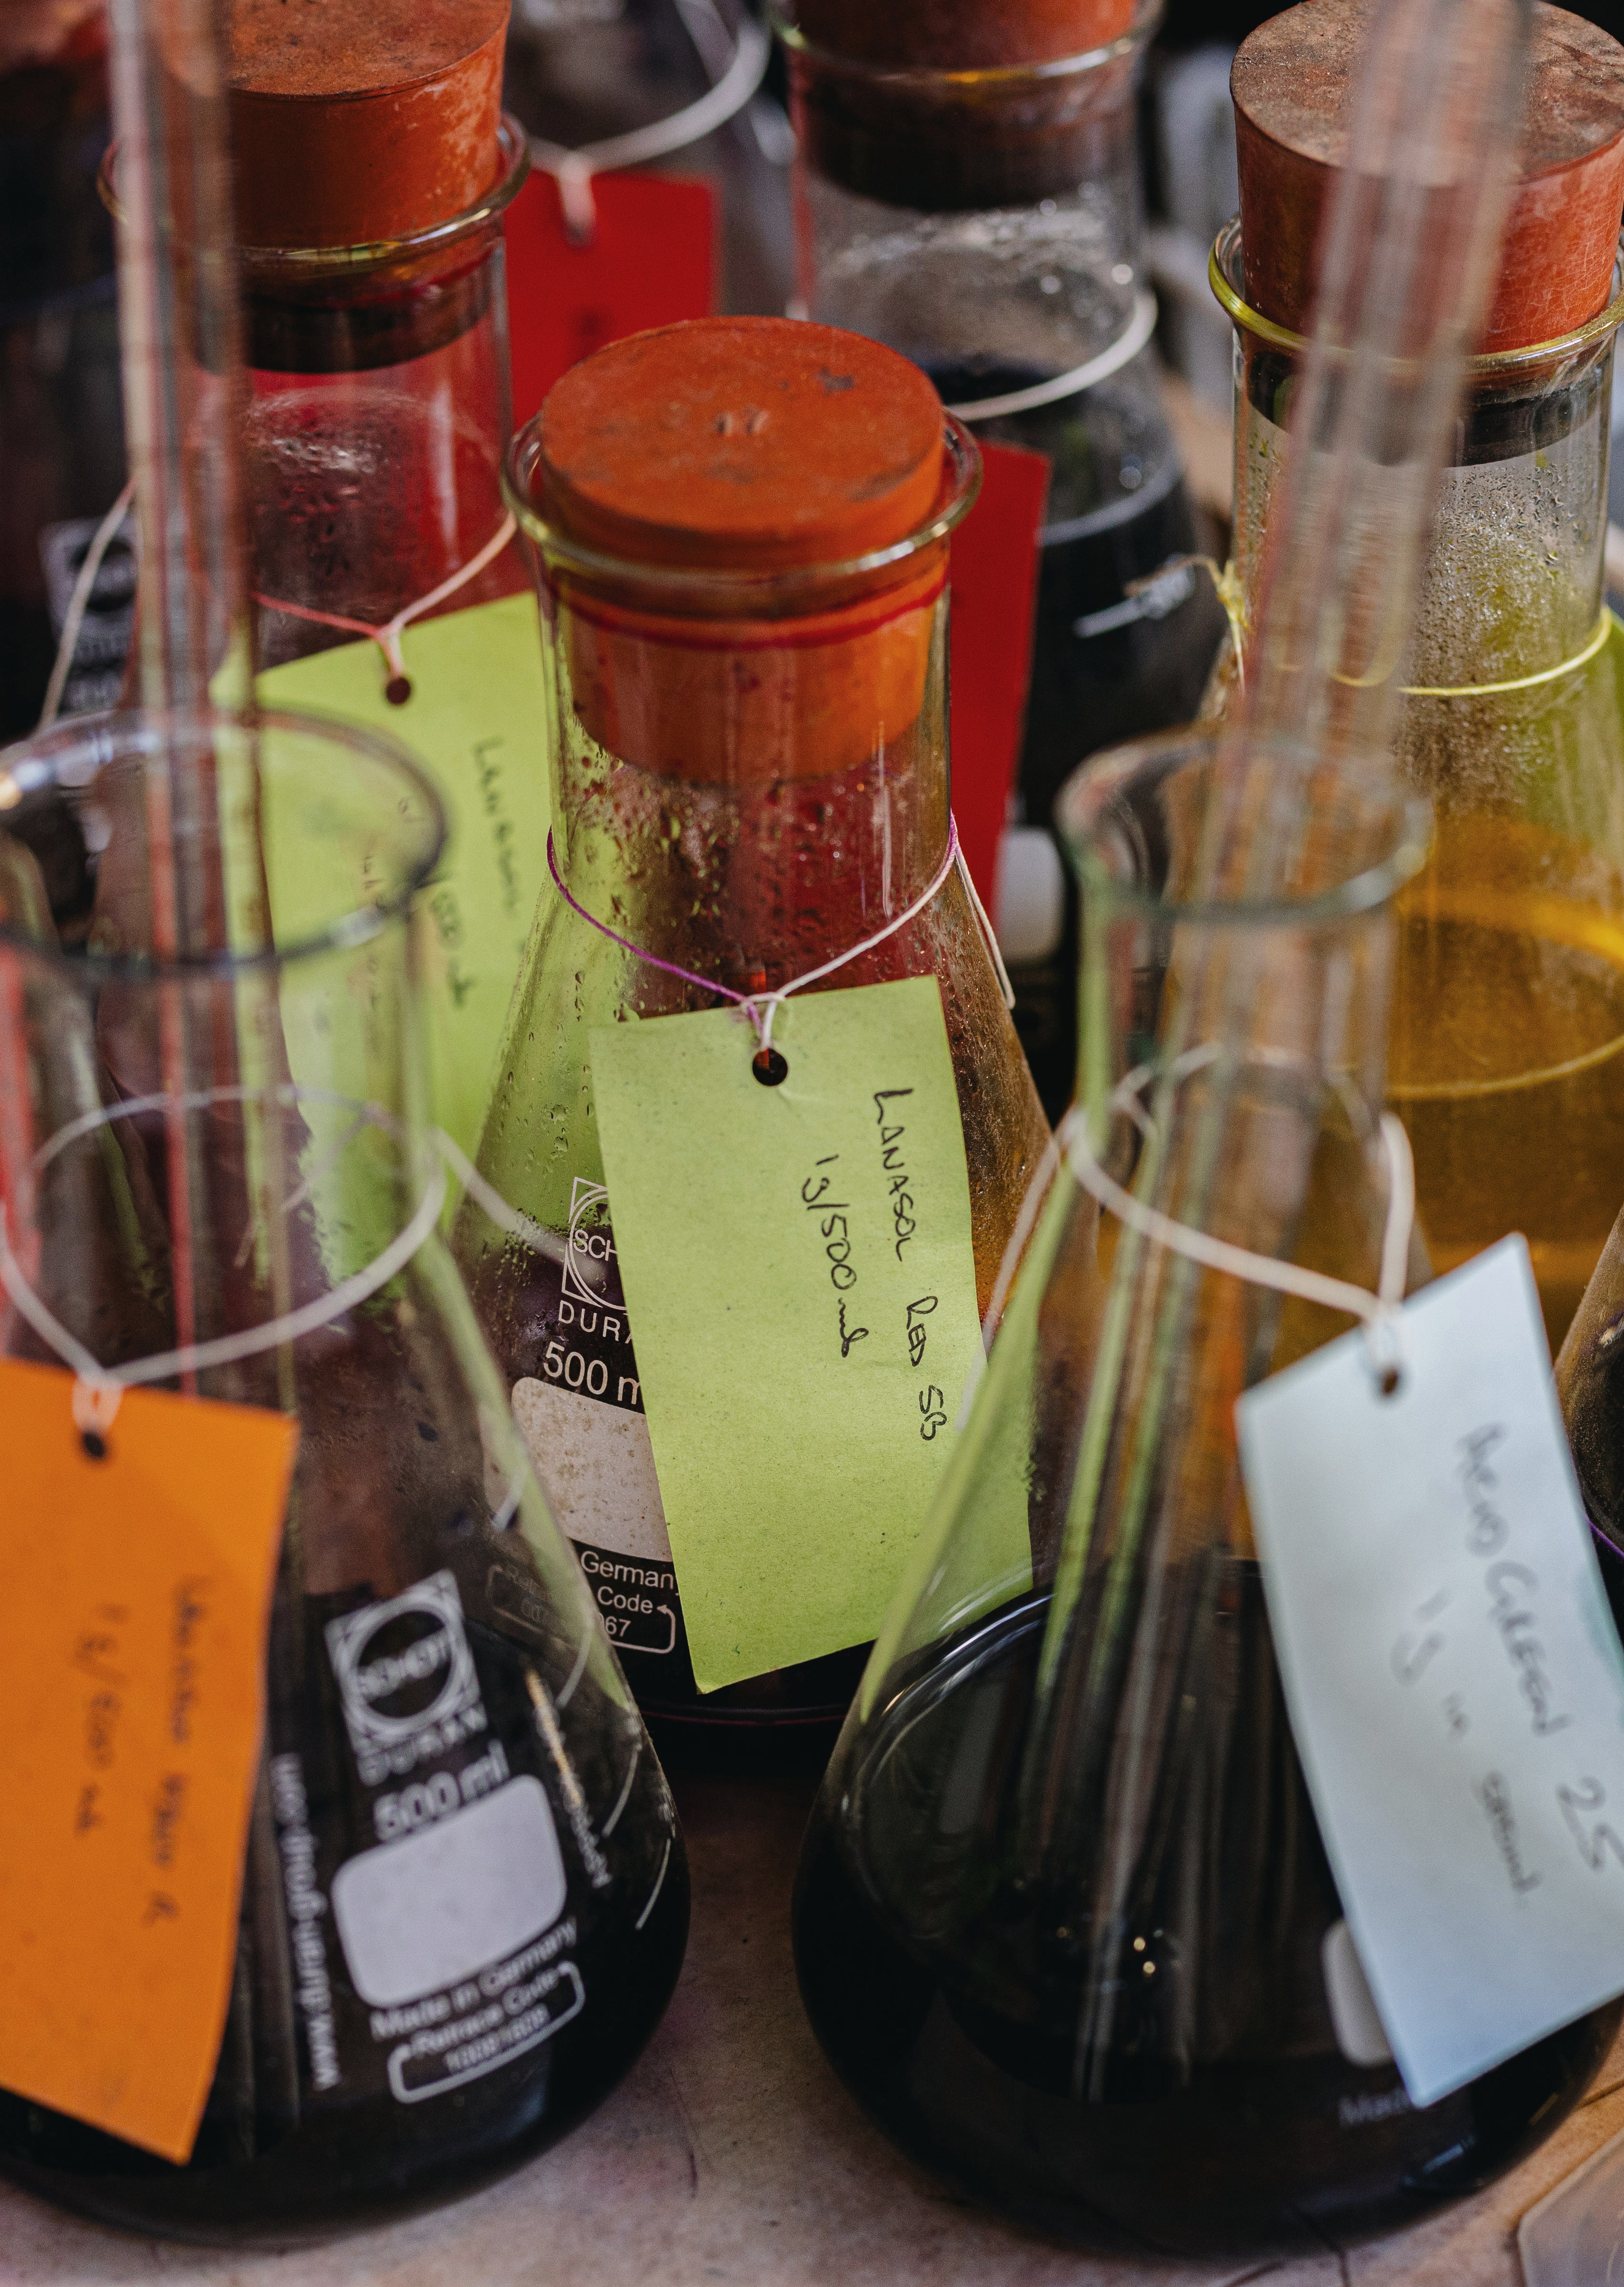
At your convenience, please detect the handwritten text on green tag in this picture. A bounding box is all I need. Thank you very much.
[590,977,983,1691]
[257,592,550,1157]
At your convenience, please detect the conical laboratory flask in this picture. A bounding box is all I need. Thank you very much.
[793,726,1620,2257]
[1208,0,1624,1353]
[0,709,687,2242]
[778,0,1229,1113]
[162,0,551,1163]
[453,315,1050,1744]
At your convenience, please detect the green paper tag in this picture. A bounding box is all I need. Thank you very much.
[257,593,551,1157]
[590,976,985,1691]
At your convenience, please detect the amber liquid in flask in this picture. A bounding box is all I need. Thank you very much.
[793,730,1621,2256]
[0,712,687,2242]
[1211,3,1624,1352]
[454,317,1050,1749]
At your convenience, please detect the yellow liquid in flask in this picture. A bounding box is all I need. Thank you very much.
[1391,816,1624,1352]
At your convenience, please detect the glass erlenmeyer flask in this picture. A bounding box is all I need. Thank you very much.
[776,0,1229,1117]
[204,0,550,1161]
[793,726,1619,2257]
[502,0,795,317]
[1208,0,1624,1354]
[0,708,687,2241]
[453,315,1050,1745]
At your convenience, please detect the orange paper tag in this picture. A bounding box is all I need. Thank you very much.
[0,1360,298,2162]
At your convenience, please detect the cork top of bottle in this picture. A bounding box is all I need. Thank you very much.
[789,0,1137,72]
[1232,0,1624,350]
[227,0,509,251]
[533,319,949,574]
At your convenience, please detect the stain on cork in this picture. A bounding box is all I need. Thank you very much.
[227,0,509,249]
[1233,0,1624,350]
[536,318,947,574]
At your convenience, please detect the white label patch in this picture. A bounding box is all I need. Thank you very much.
[332,1776,567,2008]
[512,1377,673,1562]
[1238,1237,1624,2108]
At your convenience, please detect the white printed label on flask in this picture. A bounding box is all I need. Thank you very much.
[1238,1236,1624,2109]
[307,1571,587,2108]
[332,1776,567,2007]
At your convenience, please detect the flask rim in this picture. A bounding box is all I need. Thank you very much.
[1059,725,1433,928]
[768,0,1159,92]
[503,414,982,613]
[1210,215,1624,382]
[98,114,530,283]
[0,707,446,984]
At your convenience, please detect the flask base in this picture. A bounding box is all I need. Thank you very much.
[793,1597,1620,2259]
[0,1862,689,2248]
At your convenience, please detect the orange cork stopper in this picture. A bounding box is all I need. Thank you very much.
[790,0,1136,71]
[1233,0,1624,353]
[227,0,508,250]
[526,319,963,781]
[537,318,947,575]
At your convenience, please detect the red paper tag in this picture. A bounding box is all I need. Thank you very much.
[505,170,717,428]
[947,441,1050,907]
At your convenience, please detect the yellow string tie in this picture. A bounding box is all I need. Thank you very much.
[1183,560,1615,701]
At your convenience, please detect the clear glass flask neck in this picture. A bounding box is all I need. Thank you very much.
[1211,219,1624,1354]
[236,120,531,666]
[513,414,978,986]
[1214,217,1624,681]
[781,2,1157,391]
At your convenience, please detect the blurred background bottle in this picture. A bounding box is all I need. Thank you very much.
[775,0,1228,1119]
[0,0,130,739]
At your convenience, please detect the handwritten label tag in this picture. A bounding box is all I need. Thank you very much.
[0,1360,297,2160]
[1237,1236,1624,2108]
[505,170,717,429]
[947,440,1050,906]
[258,593,551,1159]
[590,977,983,1691]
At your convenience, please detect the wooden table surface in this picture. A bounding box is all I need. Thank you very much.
[4,1769,1619,2287]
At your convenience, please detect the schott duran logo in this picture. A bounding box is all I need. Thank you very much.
[561,1177,618,1309]
[325,1571,488,1786]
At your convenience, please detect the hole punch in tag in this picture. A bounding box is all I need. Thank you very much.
[0,1358,297,2162]
[589,976,1004,1691]
[1237,1236,1624,2109]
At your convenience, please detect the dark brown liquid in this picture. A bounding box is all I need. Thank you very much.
[0,1498,690,2244]
[794,1589,1619,2257]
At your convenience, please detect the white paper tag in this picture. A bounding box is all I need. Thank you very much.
[1237,1235,1624,2109]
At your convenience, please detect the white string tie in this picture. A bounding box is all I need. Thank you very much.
[0,1083,575,1438]
[944,291,1159,424]
[959,1047,1415,1430]
[529,12,771,242]
[547,813,1015,1063]
[1064,1048,1415,1389]
[38,478,136,732]
[253,513,518,698]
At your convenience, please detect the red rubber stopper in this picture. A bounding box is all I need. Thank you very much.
[1232,0,1624,352]
[227,0,509,250]
[536,317,947,573]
